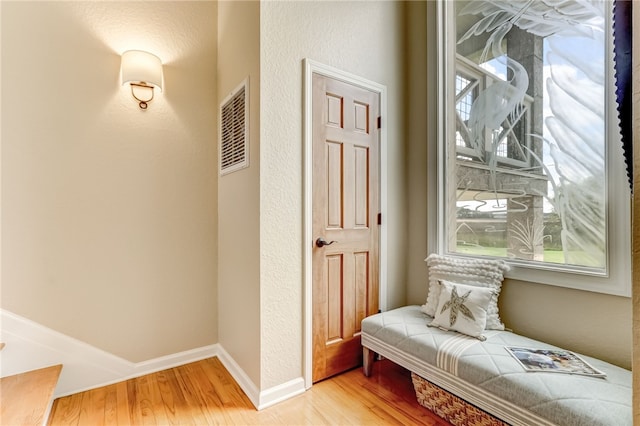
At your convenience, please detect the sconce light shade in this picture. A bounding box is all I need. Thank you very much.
[121,50,163,109]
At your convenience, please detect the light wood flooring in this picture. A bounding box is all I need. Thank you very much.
[48,357,451,425]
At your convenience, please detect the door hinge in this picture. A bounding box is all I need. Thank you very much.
[377,116,381,129]
[377,213,382,225]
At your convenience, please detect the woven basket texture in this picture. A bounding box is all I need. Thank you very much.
[411,373,508,426]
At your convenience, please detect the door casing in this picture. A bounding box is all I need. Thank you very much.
[303,59,388,389]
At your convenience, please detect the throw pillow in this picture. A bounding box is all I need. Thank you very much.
[422,253,510,330]
[429,280,494,340]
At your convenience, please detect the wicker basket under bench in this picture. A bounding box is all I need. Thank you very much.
[361,306,632,426]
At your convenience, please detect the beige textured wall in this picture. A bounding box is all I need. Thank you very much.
[1,1,218,362]
[408,1,632,369]
[217,0,261,387]
[632,0,639,420]
[499,281,631,368]
[406,0,431,306]
[259,0,406,388]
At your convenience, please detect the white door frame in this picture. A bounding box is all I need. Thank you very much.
[303,59,388,389]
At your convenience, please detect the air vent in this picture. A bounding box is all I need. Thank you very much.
[220,78,249,175]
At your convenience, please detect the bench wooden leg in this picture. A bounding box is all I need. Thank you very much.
[363,346,375,377]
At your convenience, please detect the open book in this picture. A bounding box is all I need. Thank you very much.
[505,346,606,378]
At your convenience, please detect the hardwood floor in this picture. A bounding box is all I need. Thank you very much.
[48,357,451,425]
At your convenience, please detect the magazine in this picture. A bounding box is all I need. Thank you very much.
[505,346,607,378]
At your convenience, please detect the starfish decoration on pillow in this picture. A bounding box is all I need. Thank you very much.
[441,286,475,326]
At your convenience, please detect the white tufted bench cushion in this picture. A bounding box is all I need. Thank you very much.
[361,305,632,426]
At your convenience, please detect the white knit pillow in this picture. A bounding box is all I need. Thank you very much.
[421,254,510,330]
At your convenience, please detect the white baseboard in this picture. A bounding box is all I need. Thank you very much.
[216,345,261,406]
[257,376,306,410]
[0,309,307,409]
[215,345,306,410]
[0,309,218,397]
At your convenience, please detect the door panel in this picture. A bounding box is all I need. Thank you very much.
[354,146,369,227]
[312,73,380,383]
[326,141,343,228]
[326,254,343,341]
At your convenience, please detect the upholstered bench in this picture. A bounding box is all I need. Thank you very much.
[361,305,632,426]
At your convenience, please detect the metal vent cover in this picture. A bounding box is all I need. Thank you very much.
[220,79,249,175]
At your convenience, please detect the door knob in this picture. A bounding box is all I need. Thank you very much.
[316,237,337,248]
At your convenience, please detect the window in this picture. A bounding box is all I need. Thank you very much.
[435,0,630,296]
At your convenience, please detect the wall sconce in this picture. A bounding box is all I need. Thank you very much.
[121,50,163,109]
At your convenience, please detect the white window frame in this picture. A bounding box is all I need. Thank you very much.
[431,0,631,297]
